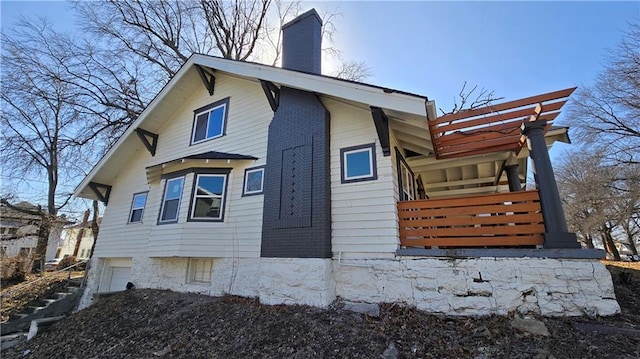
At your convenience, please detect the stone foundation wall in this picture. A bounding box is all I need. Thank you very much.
[78,256,620,317]
[333,257,620,316]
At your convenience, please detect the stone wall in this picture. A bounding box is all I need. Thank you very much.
[333,257,620,316]
[79,256,620,317]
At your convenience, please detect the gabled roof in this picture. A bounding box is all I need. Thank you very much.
[74,54,435,200]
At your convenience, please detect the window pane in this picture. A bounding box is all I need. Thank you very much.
[193,113,208,142]
[161,199,179,221]
[206,106,225,138]
[346,150,372,178]
[197,176,224,196]
[130,209,143,223]
[133,193,147,208]
[193,197,221,218]
[245,169,263,193]
[166,178,184,199]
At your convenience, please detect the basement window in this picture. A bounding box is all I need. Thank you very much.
[188,258,213,283]
[190,97,229,145]
[340,143,377,183]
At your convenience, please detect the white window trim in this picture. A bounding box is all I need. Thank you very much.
[189,173,227,221]
[243,167,265,196]
[158,177,184,224]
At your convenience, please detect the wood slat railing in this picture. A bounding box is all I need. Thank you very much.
[398,190,544,248]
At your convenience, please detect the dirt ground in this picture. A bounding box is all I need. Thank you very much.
[2,262,639,359]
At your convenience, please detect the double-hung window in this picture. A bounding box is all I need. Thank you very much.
[128,192,148,223]
[189,172,228,221]
[191,98,229,144]
[340,143,377,183]
[159,177,184,223]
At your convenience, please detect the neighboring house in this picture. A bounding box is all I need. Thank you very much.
[0,202,67,262]
[55,218,100,260]
[75,10,619,316]
[1,202,41,259]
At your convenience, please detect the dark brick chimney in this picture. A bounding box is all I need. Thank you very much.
[281,9,322,74]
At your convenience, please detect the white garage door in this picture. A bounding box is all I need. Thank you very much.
[108,267,131,292]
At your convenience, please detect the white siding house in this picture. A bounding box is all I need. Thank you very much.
[75,9,619,316]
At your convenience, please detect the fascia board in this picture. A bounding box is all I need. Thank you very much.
[193,55,430,117]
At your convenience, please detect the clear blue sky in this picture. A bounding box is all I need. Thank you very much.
[2,1,637,110]
[1,0,639,207]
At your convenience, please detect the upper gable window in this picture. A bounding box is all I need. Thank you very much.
[191,97,230,145]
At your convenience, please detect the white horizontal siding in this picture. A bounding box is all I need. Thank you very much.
[326,98,399,256]
[94,150,152,258]
[97,73,269,259]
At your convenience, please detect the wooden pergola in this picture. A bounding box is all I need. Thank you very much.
[427,87,576,160]
[397,87,581,250]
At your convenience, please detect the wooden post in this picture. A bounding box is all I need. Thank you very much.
[522,121,580,249]
[505,165,522,192]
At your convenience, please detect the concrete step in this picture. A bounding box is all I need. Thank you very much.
[27,316,66,341]
[40,299,58,306]
[26,306,46,314]
[53,292,69,299]
[1,332,26,350]
[8,313,29,321]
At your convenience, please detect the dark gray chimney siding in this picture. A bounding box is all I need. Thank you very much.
[281,9,323,75]
[260,87,331,258]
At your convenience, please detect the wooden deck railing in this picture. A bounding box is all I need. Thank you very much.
[398,190,544,248]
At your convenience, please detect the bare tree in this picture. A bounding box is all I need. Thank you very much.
[0,18,134,266]
[201,0,271,60]
[75,0,210,78]
[1,19,84,216]
[439,81,504,115]
[75,1,371,82]
[568,22,640,165]
[331,59,372,82]
[556,148,640,258]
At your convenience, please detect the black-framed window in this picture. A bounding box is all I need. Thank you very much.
[188,169,230,222]
[243,166,264,196]
[340,143,377,183]
[190,97,230,145]
[159,177,184,224]
[395,148,416,201]
[128,191,148,223]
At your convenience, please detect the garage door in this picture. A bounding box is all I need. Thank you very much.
[108,267,131,292]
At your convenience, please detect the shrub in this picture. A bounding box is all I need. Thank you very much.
[57,256,77,270]
[1,255,31,282]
